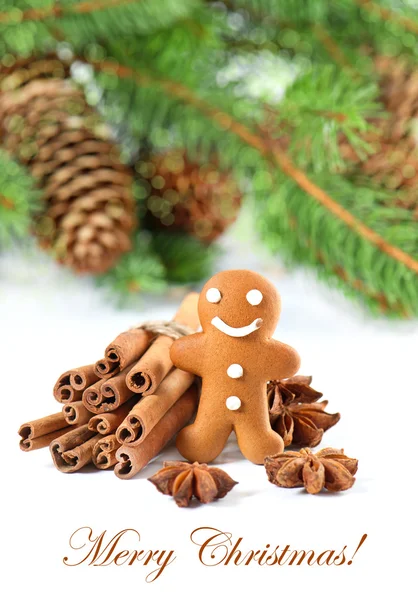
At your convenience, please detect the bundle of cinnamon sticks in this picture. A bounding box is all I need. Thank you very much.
[18,294,200,478]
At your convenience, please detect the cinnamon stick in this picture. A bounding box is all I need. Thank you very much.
[84,366,134,414]
[18,412,72,451]
[114,385,198,479]
[116,369,194,445]
[100,365,136,410]
[69,365,99,390]
[50,425,101,473]
[62,401,92,425]
[53,365,98,402]
[92,434,121,469]
[88,396,139,435]
[126,293,199,396]
[82,372,112,411]
[54,384,83,404]
[94,357,119,378]
[105,329,154,371]
[53,370,76,402]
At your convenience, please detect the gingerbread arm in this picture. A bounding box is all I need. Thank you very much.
[170,333,206,377]
[266,339,301,381]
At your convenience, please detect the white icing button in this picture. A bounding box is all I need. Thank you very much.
[227,364,243,379]
[246,289,263,306]
[206,287,221,303]
[226,396,241,411]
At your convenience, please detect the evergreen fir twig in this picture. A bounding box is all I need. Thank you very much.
[0,0,198,54]
[257,174,417,315]
[0,1,417,315]
[354,0,418,35]
[310,23,357,74]
[0,0,197,23]
[88,57,418,278]
[0,0,138,23]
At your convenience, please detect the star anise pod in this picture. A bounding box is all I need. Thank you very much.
[148,461,238,507]
[265,447,358,494]
[267,375,340,448]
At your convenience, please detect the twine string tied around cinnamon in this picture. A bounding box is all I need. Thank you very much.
[129,320,196,340]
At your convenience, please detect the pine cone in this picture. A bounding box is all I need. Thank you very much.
[0,56,135,274]
[0,55,71,91]
[137,149,242,243]
[374,55,418,141]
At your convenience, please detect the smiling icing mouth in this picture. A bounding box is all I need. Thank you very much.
[211,316,263,338]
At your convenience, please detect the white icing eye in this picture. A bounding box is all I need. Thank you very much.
[246,289,263,306]
[206,287,222,303]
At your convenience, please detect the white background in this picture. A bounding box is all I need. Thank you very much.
[1,230,417,599]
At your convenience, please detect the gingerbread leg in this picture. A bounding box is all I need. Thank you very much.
[235,417,284,465]
[176,416,233,463]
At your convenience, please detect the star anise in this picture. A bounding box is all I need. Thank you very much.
[267,375,340,448]
[148,461,238,507]
[265,447,358,494]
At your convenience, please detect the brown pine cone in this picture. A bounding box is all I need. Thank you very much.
[374,55,418,140]
[0,56,135,274]
[339,55,418,219]
[137,149,242,243]
[0,55,71,92]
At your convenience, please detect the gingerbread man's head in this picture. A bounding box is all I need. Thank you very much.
[198,269,281,339]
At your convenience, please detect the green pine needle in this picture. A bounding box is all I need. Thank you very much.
[257,173,418,317]
[0,0,199,55]
[1,0,418,315]
[277,64,382,171]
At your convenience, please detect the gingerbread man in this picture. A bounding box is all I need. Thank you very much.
[170,269,301,464]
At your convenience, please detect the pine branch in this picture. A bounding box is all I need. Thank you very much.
[267,64,380,171]
[257,174,418,316]
[0,0,198,23]
[310,23,361,77]
[354,0,418,36]
[88,57,418,281]
[228,0,418,36]
[0,0,138,23]
[224,1,418,67]
[2,0,417,315]
[0,151,40,246]
[223,0,329,24]
[0,0,199,54]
